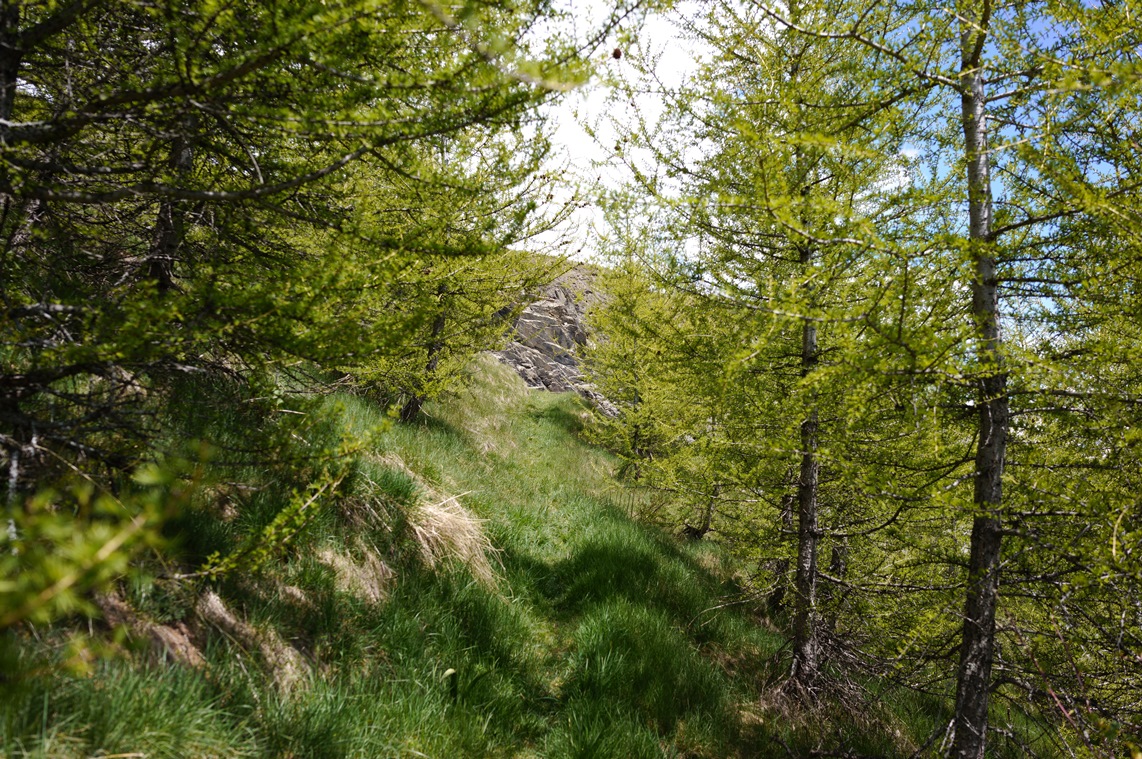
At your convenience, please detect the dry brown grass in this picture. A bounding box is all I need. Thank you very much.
[411,493,499,587]
[96,591,206,669]
[196,590,308,694]
[318,544,394,604]
[363,450,500,587]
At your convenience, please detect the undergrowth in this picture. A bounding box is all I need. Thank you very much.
[0,357,1041,757]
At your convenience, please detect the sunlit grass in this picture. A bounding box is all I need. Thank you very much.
[0,355,1048,757]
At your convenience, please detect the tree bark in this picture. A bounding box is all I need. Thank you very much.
[683,483,720,539]
[399,295,447,423]
[790,408,820,686]
[790,276,821,688]
[0,1,20,136]
[823,537,848,635]
[768,490,796,614]
[952,4,1007,756]
[146,122,196,292]
[1,0,27,494]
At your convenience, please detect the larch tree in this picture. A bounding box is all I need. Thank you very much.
[0,0,631,485]
[752,0,1142,752]
[593,0,1141,749]
[332,131,566,422]
[593,0,919,691]
[0,0,637,628]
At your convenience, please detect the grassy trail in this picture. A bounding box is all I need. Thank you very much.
[1,358,937,758]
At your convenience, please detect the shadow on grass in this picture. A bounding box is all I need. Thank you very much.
[407,412,468,444]
[490,496,791,755]
[526,400,587,436]
[553,509,728,617]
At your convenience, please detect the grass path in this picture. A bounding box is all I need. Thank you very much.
[1,358,938,758]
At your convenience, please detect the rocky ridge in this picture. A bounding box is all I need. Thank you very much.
[492,265,618,416]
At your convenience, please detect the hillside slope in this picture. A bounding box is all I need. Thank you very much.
[2,358,946,758]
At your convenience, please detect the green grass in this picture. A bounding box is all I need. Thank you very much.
[1,661,256,758]
[0,356,1048,757]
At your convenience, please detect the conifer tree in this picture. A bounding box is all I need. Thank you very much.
[593,0,918,690]
[596,0,1141,748]
[747,1,1142,750]
[1,0,632,628]
[0,0,607,485]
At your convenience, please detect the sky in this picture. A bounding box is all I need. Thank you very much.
[530,2,706,261]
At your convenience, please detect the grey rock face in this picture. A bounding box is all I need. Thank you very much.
[513,285,587,364]
[495,340,580,392]
[491,271,617,417]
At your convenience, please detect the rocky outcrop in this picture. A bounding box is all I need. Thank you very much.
[492,266,617,416]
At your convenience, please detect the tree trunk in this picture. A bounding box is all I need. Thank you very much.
[0,2,19,135]
[790,293,821,688]
[952,6,1007,757]
[768,491,796,614]
[683,483,719,539]
[823,537,848,635]
[1,0,27,500]
[399,300,447,423]
[146,123,196,293]
[790,405,820,686]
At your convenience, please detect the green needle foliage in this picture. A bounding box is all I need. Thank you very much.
[1,0,629,632]
[590,0,1142,753]
[1,0,590,481]
[2,0,1140,754]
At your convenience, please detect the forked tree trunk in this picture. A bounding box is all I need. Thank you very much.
[952,5,1007,757]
